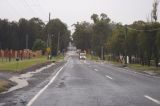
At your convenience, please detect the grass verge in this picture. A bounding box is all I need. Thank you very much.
[128,64,160,74]
[86,54,99,61]
[0,55,64,72]
[107,60,160,74]
[0,55,64,93]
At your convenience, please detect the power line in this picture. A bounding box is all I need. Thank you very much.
[35,0,48,15]
[23,0,39,17]
[127,26,160,32]
[24,0,49,20]
[5,0,21,18]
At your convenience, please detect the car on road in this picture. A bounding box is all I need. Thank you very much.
[79,52,86,60]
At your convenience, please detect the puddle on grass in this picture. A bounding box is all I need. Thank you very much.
[2,63,54,94]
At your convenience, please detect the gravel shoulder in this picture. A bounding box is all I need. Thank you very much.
[0,60,66,106]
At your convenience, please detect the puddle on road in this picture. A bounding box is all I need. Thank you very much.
[0,103,5,106]
[2,63,54,94]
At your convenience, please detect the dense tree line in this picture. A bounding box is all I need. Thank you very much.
[0,17,70,55]
[73,1,160,67]
[73,13,160,67]
[109,21,160,67]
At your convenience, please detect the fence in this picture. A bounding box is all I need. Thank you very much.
[0,49,42,62]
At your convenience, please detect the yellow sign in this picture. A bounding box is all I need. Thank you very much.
[46,47,51,53]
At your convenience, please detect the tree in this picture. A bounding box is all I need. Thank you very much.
[45,18,70,55]
[152,0,159,22]
[32,39,46,51]
[91,13,112,59]
[109,23,125,61]
[73,22,93,51]
[0,17,70,53]
[28,18,45,49]
[91,14,99,23]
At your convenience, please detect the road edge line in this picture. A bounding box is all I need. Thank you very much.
[144,95,160,105]
[105,75,113,80]
[27,63,67,106]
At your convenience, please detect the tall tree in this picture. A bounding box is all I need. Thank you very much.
[152,0,159,22]
[73,22,93,51]
[91,13,112,59]
[45,18,70,55]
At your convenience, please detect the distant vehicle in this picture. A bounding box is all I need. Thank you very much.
[79,52,86,60]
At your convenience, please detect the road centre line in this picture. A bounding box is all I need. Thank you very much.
[94,69,99,71]
[144,95,160,105]
[88,65,91,67]
[105,75,113,80]
[27,63,67,106]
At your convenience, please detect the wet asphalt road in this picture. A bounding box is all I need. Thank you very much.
[28,51,160,106]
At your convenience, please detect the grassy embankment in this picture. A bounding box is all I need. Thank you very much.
[86,54,99,61]
[128,64,160,73]
[0,55,64,72]
[0,55,63,72]
[0,57,47,72]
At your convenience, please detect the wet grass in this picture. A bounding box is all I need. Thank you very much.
[0,55,64,72]
[107,60,160,74]
[86,54,99,61]
[128,64,160,73]
[0,55,64,93]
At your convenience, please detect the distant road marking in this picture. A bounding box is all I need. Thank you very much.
[94,69,99,71]
[144,95,160,105]
[27,63,67,106]
[86,62,90,65]
[105,75,113,79]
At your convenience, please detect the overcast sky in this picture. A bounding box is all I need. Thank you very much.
[0,0,159,30]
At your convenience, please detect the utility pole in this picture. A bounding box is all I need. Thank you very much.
[101,46,103,60]
[57,32,60,55]
[26,34,28,49]
[125,25,127,65]
[47,12,51,59]
[49,12,51,22]
[100,36,104,60]
[47,13,51,48]
[48,12,51,48]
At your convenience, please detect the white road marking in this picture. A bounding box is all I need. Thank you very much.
[27,63,67,106]
[83,61,90,65]
[94,69,99,71]
[144,95,160,105]
[105,75,113,79]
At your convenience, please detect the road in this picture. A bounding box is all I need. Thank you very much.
[27,51,160,106]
